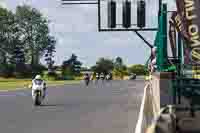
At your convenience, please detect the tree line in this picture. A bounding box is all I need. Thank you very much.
[90,57,148,79]
[0,5,56,78]
[60,54,148,80]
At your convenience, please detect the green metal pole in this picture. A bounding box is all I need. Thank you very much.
[157,3,167,71]
[177,33,182,104]
[178,33,182,73]
[162,4,168,69]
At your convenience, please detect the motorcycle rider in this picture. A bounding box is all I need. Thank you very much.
[96,73,100,80]
[100,72,105,80]
[95,73,100,84]
[83,73,90,85]
[106,73,111,80]
[84,73,90,80]
[32,75,46,99]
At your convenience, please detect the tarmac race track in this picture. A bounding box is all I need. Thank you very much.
[0,80,145,133]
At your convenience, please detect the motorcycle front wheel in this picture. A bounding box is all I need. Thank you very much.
[34,93,41,106]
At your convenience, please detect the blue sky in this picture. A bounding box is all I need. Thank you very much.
[1,0,176,67]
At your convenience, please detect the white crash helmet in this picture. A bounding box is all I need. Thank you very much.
[35,75,42,80]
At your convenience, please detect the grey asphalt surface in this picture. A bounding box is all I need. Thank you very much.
[0,80,145,133]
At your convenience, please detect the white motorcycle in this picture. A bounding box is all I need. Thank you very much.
[31,79,45,106]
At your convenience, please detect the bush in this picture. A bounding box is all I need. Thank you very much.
[128,64,148,76]
[74,76,83,80]
[62,75,75,80]
[21,64,47,79]
[0,64,15,78]
[0,63,48,79]
[32,64,47,73]
[14,64,30,78]
[13,64,46,79]
[61,66,75,80]
[42,71,58,81]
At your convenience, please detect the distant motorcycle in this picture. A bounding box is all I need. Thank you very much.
[100,74,105,80]
[32,79,45,106]
[129,73,137,80]
[105,74,110,81]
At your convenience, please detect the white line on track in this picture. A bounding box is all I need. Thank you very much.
[120,88,126,90]
[0,94,17,97]
[0,92,31,97]
[0,88,28,92]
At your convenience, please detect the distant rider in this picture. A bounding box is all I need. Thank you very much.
[95,73,100,84]
[32,75,46,99]
[83,73,90,85]
[84,73,90,80]
[106,74,111,80]
[100,73,105,80]
[96,73,100,80]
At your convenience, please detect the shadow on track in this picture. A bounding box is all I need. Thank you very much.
[38,103,82,108]
[40,104,57,107]
[38,104,67,107]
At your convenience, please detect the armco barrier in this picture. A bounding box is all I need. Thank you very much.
[135,82,159,133]
[135,72,176,133]
[135,82,176,133]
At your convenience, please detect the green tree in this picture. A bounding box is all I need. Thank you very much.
[0,5,56,77]
[62,54,82,77]
[44,36,56,74]
[115,57,123,66]
[113,57,127,79]
[128,64,148,75]
[81,67,89,71]
[0,7,9,65]
[0,7,19,65]
[92,58,114,74]
[11,42,26,76]
[90,65,97,72]
[15,5,50,65]
[0,6,21,77]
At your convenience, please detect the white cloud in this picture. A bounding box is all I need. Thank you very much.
[0,0,7,8]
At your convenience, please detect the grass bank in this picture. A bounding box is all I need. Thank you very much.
[0,78,81,91]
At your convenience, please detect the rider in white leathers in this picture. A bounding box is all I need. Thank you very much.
[32,75,46,99]
[106,74,111,80]
[100,73,105,80]
[96,73,100,80]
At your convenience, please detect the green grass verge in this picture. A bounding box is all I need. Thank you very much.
[0,78,81,91]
